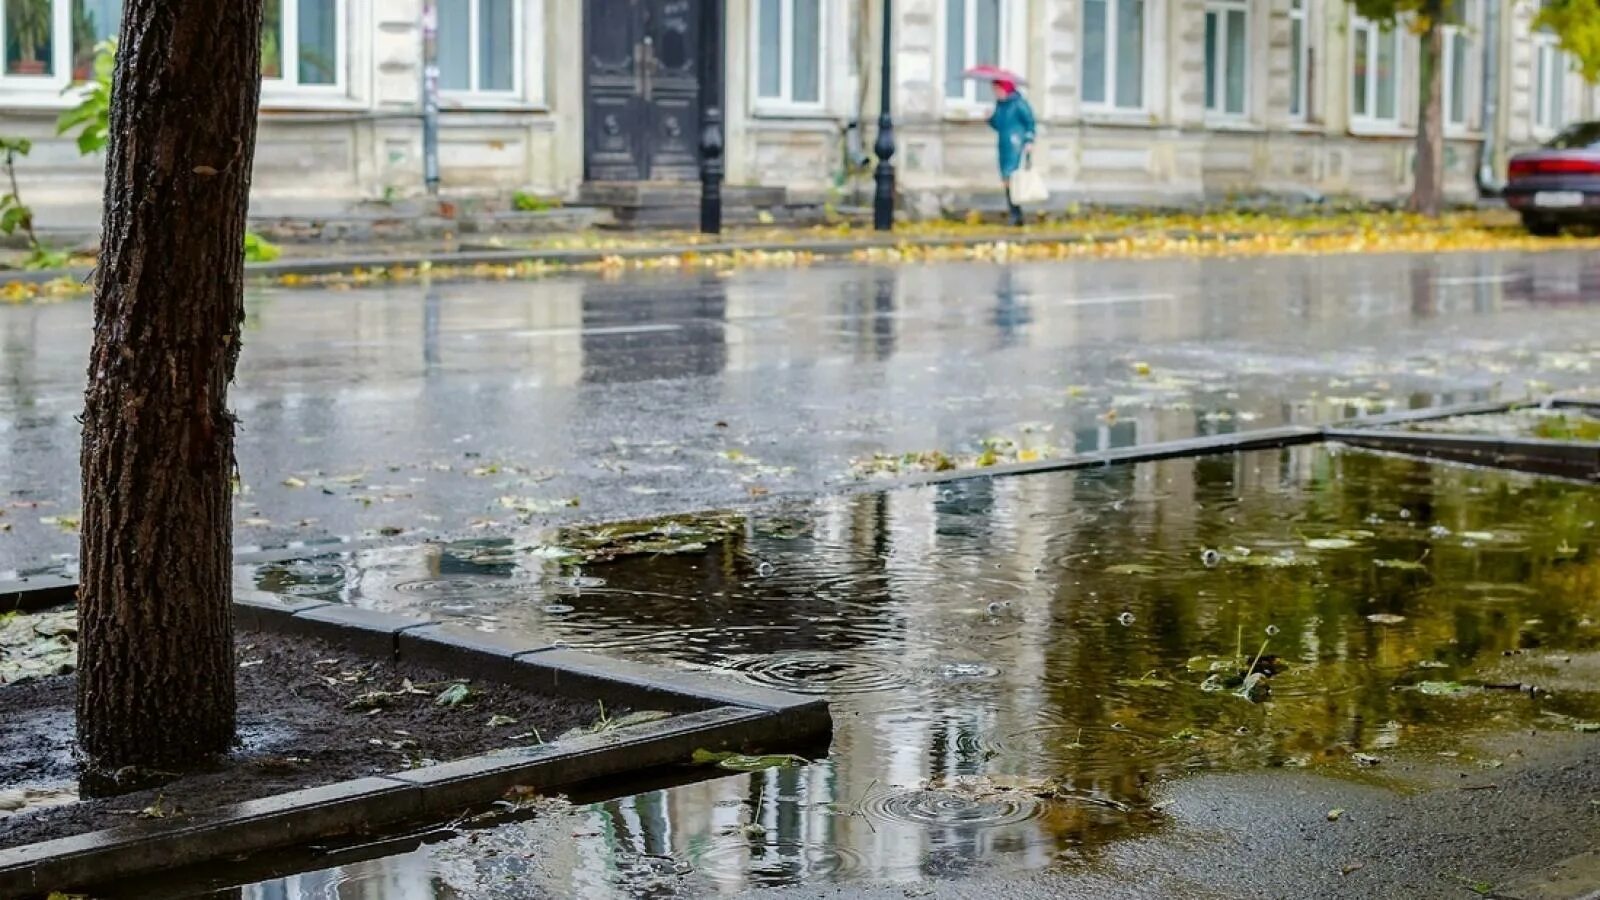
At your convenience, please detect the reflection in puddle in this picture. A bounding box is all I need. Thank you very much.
[224,446,1600,896]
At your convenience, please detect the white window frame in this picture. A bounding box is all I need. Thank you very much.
[260,0,349,102]
[1080,0,1146,113]
[1441,0,1477,134]
[438,0,523,100]
[943,0,1008,109]
[1350,14,1403,130]
[1533,31,1568,137]
[0,0,78,101]
[1288,0,1310,121]
[750,0,826,114]
[1203,0,1250,119]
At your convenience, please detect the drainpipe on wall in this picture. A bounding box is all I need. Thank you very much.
[1476,0,1502,197]
[421,1,441,197]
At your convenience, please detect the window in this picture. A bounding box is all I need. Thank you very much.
[1351,15,1401,125]
[944,0,1001,104]
[755,0,821,107]
[1289,0,1309,120]
[2,0,118,88]
[1203,0,1247,117]
[1534,28,1568,133]
[1082,0,1144,109]
[439,0,518,95]
[1441,0,1476,130]
[262,0,343,91]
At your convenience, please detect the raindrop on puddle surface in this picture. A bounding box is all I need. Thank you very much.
[1117,612,1136,626]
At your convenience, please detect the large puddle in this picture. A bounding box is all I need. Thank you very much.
[205,447,1600,896]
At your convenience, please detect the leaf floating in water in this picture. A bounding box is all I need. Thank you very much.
[1460,531,1497,542]
[1105,563,1159,576]
[1117,671,1172,689]
[1375,558,1428,571]
[1305,538,1359,551]
[1352,753,1383,767]
[691,749,810,771]
[1415,681,1474,696]
[1366,613,1407,625]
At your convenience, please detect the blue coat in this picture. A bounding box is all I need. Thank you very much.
[989,94,1036,179]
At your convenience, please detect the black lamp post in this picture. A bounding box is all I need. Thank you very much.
[699,0,726,235]
[873,0,896,231]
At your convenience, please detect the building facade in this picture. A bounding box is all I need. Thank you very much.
[2,0,1597,220]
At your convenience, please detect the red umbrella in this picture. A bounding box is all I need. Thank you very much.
[962,65,1027,86]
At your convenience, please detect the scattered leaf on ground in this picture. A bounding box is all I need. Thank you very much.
[435,683,473,707]
[1327,808,1345,822]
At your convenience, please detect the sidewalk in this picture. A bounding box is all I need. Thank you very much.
[1,204,1575,303]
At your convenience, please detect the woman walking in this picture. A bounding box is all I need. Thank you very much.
[989,78,1036,226]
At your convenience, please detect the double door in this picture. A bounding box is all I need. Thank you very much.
[584,0,703,182]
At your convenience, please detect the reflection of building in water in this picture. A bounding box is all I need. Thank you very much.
[579,275,727,384]
[242,850,437,900]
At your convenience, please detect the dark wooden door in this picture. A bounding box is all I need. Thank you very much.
[584,0,703,182]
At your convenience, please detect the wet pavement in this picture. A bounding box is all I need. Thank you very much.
[3,250,1600,578]
[4,250,1600,899]
[200,443,1600,899]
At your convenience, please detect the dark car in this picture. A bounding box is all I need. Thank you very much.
[1504,121,1600,235]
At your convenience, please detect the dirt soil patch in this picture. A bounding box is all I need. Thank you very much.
[0,628,631,850]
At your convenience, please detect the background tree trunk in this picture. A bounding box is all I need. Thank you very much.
[1410,6,1446,217]
[77,0,262,783]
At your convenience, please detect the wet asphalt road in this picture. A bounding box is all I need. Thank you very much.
[2,248,1598,580]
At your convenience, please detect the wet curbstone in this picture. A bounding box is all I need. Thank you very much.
[0,575,76,614]
[514,647,831,720]
[233,595,333,633]
[268,604,437,660]
[396,624,553,681]
[386,706,776,818]
[0,777,422,897]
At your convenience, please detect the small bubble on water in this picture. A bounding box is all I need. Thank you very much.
[940,489,954,502]
[1032,566,1043,574]
[1112,500,1125,511]
[1399,508,1412,520]
[1117,611,1136,626]
[1265,624,1281,636]
[1201,549,1222,568]
[757,561,774,577]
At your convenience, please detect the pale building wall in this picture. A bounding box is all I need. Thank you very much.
[0,0,1592,225]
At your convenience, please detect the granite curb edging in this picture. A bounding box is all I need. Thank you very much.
[1324,427,1600,480]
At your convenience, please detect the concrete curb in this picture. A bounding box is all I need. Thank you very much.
[0,592,831,895]
[1,224,1382,287]
[1325,427,1600,481]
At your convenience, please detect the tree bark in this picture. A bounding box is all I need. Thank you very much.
[1410,4,1446,217]
[77,0,262,785]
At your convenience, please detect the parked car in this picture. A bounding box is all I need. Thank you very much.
[1505,121,1600,236]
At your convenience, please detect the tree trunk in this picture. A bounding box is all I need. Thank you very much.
[77,0,262,786]
[1410,5,1446,217]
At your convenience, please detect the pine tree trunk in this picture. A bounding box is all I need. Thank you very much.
[77,0,263,786]
[1410,7,1446,217]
